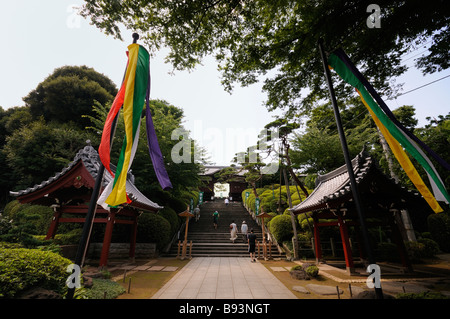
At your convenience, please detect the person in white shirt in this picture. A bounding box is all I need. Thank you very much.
[230,220,237,243]
[241,221,248,242]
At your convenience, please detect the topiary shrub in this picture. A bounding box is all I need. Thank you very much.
[0,247,72,298]
[268,214,293,243]
[305,265,319,278]
[417,238,440,258]
[427,212,450,252]
[159,206,180,236]
[376,242,400,262]
[136,212,171,251]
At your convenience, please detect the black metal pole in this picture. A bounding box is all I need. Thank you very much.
[66,33,139,299]
[318,38,383,299]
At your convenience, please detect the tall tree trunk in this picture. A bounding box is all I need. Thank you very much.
[283,167,299,260]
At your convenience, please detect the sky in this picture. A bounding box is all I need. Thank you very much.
[0,1,449,166]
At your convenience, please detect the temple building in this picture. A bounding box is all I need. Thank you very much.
[10,143,162,266]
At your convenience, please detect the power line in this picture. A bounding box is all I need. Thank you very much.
[388,74,450,100]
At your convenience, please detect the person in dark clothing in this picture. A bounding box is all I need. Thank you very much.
[247,228,257,262]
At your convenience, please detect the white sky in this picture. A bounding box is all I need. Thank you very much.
[0,1,449,166]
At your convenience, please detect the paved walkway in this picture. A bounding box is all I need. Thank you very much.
[151,257,297,299]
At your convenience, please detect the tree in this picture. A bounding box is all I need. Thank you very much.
[23,65,117,128]
[3,119,94,190]
[80,0,450,116]
[85,99,204,199]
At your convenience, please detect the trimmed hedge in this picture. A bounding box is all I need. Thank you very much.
[269,214,293,243]
[0,247,72,298]
[136,212,171,251]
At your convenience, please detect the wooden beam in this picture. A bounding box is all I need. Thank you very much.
[99,211,116,267]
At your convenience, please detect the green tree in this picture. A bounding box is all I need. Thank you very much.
[23,65,117,128]
[3,119,94,190]
[85,99,204,199]
[80,0,450,116]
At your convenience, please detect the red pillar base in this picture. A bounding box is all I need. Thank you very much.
[99,211,116,267]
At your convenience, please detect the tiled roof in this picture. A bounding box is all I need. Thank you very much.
[200,165,247,176]
[290,150,423,215]
[10,144,162,211]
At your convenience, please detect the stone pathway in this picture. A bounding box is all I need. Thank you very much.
[152,257,297,299]
[110,260,179,282]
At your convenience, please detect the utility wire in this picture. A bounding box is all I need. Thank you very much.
[387,74,450,100]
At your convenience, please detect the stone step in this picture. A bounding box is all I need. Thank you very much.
[164,201,285,258]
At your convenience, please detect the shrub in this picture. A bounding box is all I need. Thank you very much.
[159,206,180,236]
[305,265,319,278]
[417,238,440,258]
[168,196,189,214]
[83,278,125,299]
[0,247,72,298]
[136,212,171,251]
[405,238,440,262]
[396,291,449,299]
[269,215,293,243]
[405,241,425,262]
[376,242,400,262]
[427,212,450,252]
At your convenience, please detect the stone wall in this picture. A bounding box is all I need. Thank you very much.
[87,243,157,259]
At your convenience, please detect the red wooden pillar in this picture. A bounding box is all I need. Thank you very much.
[313,214,322,263]
[45,210,62,240]
[129,215,138,260]
[338,215,354,273]
[99,210,116,267]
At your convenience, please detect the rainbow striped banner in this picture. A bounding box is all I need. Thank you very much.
[98,43,171,208]
[328,49,449,213]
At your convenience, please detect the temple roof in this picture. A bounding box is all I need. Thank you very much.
[200,165,247,177]
[10,144,163,211]
[290,150,423,215]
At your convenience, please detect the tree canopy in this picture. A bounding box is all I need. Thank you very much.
[23,65,117,128]
[80,0,449,117]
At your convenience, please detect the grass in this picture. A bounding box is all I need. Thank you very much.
[113,258,190,299]
[259,259,367,299]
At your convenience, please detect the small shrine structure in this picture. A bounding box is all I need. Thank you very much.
[199,166,248,201]
[290,150,433,273]
[10,143,162,266]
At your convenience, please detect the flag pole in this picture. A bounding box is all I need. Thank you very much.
[318,38,383,299]
[66,33,139,299]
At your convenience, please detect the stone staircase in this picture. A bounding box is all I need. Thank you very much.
[164,200,285,258]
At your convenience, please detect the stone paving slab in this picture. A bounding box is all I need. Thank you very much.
[292,286,310,294]
[148,266,165,271]
[134,265,151,271]
[152,257,297,299]
[270,267,288,272]
[162,266,179,272]
[306,284,344,295]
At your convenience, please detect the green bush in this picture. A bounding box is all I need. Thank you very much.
[405,241,425,262]
[405,238,440,262]
[168,196,189,214]
[83,278,125,299]
[136,212,171,251]
[417,238,440,258]
[269,215,293,243]
[376,242,400,262]
[305,265,319,278]
[427,212,450,252]
[396,291,449,299]
[0,247,72,298]
[159,206,180,236]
